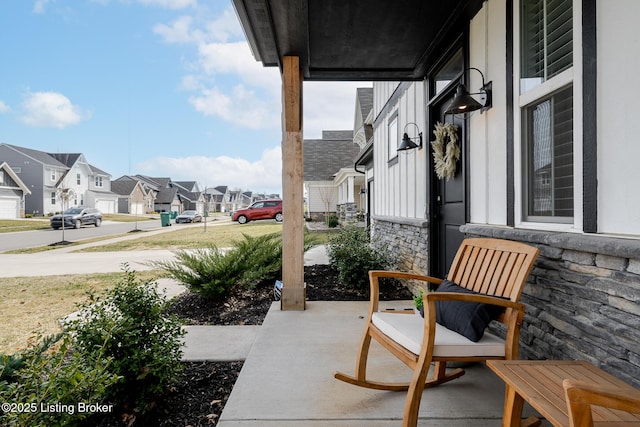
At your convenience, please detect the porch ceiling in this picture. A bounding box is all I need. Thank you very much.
[232,0,484,81]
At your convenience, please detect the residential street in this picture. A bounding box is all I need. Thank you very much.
[0,217,231,277]
[0,219,164,252]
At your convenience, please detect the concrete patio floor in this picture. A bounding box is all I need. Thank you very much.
[217,300,549,427]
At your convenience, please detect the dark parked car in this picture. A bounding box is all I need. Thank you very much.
[232,200,283,224]
[50,207,102,229]
[175,210,203,223]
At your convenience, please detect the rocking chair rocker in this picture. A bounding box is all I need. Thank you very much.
[334,237,539,427]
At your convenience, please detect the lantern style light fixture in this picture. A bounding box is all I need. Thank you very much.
[445,67,492,115]
[397,122,423,151]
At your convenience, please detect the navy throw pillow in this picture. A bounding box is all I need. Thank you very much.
[434,279,503,342]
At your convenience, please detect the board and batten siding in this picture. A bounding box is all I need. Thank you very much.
[372,81,428,220]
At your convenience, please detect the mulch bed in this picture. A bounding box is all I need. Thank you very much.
[84,264,413,426]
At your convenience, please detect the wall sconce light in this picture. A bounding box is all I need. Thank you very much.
[445,67,492,115]
[397,122,423,151]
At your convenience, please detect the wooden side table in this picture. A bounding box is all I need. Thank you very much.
[487,360,640,427]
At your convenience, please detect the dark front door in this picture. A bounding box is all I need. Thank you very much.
[429,96,467,279]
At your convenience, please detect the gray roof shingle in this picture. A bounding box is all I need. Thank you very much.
[304,131,360,181]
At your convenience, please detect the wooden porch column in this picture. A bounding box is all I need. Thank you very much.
[281,56,305,310]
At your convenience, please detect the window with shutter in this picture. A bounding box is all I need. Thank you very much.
[520,0,572,94]
[518,0,575,224]
[524,86,573,220]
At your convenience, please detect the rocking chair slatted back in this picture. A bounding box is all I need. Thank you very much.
[448,238,538,302]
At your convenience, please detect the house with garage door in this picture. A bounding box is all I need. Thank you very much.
[0,144,117,215]
[235,0,640,388]
[0,161,31,218]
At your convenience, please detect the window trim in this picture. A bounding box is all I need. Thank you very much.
[513,0,583,232]
[387,111,399,164]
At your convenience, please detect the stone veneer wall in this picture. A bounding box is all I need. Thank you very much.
[371,216,430,294]
[461,224,640,389]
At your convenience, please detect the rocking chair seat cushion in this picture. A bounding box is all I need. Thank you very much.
[372,312,505,358]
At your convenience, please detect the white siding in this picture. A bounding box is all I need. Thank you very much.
[468,0,508,226]
[306,181,337,213]
[597,0,640,235]
[373,81,427,220]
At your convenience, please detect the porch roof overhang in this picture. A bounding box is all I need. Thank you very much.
[232,0,484,81]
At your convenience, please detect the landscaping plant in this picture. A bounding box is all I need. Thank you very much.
[0,333,118,427]
[70,265,185,416]
[327,226,395,290]
[153,232,319,299]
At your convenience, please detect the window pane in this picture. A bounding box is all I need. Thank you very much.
[520,0,572,93]
[525,86,573,219]
[388,116,398,161]
[432,49,463,97]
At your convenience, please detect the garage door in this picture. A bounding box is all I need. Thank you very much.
[95,200,115,214]
[131,202,144,215]
[0,197,19,219]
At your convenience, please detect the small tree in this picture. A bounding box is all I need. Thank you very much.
[317,185,337,226]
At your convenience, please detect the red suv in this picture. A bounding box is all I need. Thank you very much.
[232,200,283,224]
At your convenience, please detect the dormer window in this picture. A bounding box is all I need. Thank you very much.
[95,176,103,187]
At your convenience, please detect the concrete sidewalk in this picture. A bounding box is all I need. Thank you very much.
[217,301,547,427]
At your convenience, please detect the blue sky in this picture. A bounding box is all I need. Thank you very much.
[0,0,370,195]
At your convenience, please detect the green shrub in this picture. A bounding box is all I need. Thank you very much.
[0,333,118,427]
[327,226,394,290]
[153,232,319,299]
[151,245,243,299]
[70,266,184,415]
[327,215,339,228]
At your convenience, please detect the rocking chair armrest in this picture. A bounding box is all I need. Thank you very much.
[563,379,640,415]
[423,292,526,348]
[423,292,525,312]
[367,270,443,315]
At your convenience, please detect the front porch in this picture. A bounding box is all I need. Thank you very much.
[217,300,546,426]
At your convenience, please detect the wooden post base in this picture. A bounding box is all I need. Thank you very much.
[281,286,306,311]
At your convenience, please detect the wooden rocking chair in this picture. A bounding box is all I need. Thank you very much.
[334,237,540,427]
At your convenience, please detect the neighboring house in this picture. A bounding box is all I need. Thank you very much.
[207,186,228,212]
[174,181,206,213]
[111,179,148,215]
[113,175,157,213]
[303,130,362,222]
[132,176,181,213]
[0,144,117,215]
[236,0,640,386]
[0,161,31,218]
[227,189,252,212]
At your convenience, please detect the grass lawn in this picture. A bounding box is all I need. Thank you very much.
[79,221,333,252]
[0,219,51,233]
[0,270,165,354]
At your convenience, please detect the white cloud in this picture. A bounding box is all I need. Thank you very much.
[203,6,243,42]
[136,146,282,193]
[188,84,280,129]
[0,101,10,113]
[21,91,90,129]
[134,0,196,9]
[154,6,369,135]
[153,15,201,44]
[303,82,371,138]
[32,0,50,14]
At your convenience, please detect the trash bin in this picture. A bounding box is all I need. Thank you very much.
[160,212,171,227]
[171,211,178,219]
